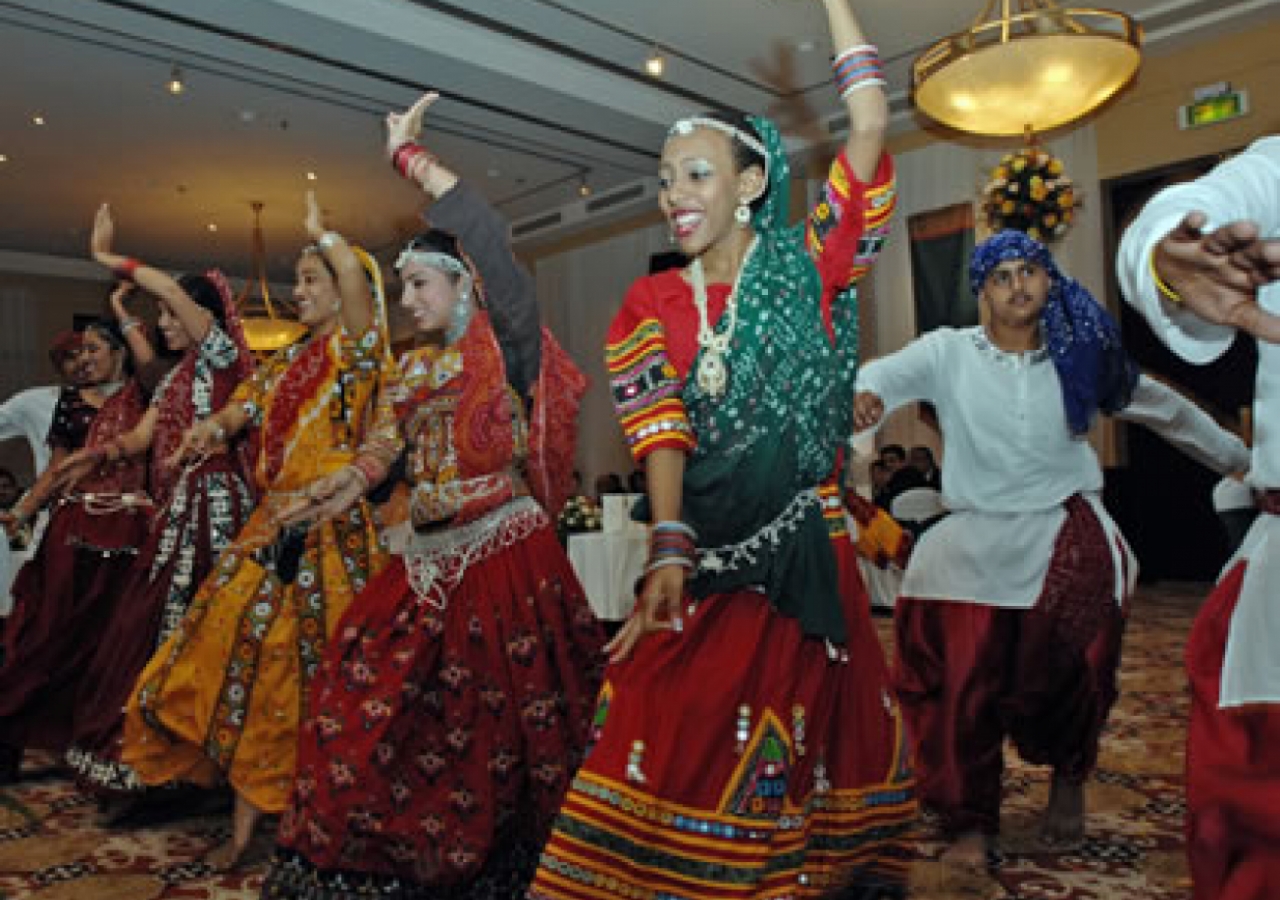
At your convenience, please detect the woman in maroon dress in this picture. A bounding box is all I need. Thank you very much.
[61,204,256,803]
[0,316,148,782]
[261,92,604,899]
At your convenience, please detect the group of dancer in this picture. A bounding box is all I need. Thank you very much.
[0,0,1276,894]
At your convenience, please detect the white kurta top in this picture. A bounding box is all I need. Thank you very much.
[857,326,1249,611]
[0,385,59,475]
[1117,135,1280,708]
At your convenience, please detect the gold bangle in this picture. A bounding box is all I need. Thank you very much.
[1148,248,1183,305]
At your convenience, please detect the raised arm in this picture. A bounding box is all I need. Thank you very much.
[92,203,214,349]
[386,92,541,395]
[1115,375,1251,476]
[1117,137,1280,355]
[303,190,374,338]
[823,0,889,183]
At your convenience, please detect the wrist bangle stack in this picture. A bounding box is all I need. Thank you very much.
[120,317,143,333]
[112,258,142,283]
[832,43,886,99]
[646,520,698,576]
[350,455,386,490]
[317,231,343,252]
[1148,248,1184,305]
[391,142,436,183]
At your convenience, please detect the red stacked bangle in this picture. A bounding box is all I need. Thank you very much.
[112,258,142,282]
[391,142,435,182]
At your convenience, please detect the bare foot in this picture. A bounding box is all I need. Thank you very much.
[1040,772,1085,847]
[939,829,988,871]
[204,836,249,872]
[205,791,261,871]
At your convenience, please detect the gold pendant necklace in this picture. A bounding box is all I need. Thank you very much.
[690,237,757,398]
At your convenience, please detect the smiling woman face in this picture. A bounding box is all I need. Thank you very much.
[293,253,342,332]
[658,127,762,260]
[399,261,459,335]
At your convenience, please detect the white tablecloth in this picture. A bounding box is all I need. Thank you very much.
[567,529,648,621]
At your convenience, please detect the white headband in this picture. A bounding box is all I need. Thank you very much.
[395,249,469,276]
[667,116,768,165]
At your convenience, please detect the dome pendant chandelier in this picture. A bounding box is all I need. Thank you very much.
[911,0,1142,136]
[237,201,307,354]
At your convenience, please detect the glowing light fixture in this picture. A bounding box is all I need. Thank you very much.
[645,47,666,78]
[167,64,185,95]
[237,201,307,353]
[912,0,1142,136]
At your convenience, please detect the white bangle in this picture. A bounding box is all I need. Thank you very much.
[317,231,342,251]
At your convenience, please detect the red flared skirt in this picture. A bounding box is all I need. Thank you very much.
[262,520,605,898]
[529,538,916,900]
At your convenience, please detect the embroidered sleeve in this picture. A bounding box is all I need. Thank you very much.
[605,280,696,462]
[806,150,897,296]
[198,322,240,370]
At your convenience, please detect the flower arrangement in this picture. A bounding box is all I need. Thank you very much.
[982,147,1077,242]
[557,494,601,539]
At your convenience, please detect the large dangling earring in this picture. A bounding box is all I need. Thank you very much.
[445,289,473,345]
[734,200,751,227]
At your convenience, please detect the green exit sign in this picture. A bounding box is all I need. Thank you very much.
[1179,90,1250,129]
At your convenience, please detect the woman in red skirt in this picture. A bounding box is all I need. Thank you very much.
[529,3,916,898]
[261,92,605,899]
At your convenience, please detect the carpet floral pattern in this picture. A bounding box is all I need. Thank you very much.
[0,585,1201,899]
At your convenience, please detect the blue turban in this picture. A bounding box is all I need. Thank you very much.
[970,230,1138,435]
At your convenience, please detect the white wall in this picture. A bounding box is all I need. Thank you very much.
[536,221,671,489]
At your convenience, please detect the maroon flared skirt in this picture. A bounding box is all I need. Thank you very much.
[0,499,148,752]
[262,519,605,898]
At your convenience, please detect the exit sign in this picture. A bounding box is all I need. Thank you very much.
[1179,89,1250,130]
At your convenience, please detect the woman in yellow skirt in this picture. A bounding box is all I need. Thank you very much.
[122,190,398,869]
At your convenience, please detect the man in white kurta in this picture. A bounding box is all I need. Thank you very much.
[1117,135,1280,900]
[856,230,1249,866]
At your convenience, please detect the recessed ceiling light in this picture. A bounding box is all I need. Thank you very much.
[306,171,318,181]
[796,39,816,53]
[0,154,7,163]
[645,47,666,78]
[32,115,45,126]
[168,64,185,95]
[207,223,218,232]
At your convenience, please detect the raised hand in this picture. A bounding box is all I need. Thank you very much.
[108,281,135,321]
[385,91,439,158]
[304,189,325,242]
[91,203,116,261]
[1154,213,1280,343]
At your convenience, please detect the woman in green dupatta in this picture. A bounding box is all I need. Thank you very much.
[529,2,916,898]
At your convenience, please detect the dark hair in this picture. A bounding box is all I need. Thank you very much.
[910,445,936,465]
[401,229,465,282]
[83,317,134,376]
[880,444,906,463]
[698,110,769,216]
[178,273,227,326]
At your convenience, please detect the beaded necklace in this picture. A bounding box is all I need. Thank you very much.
[689,236,758,398]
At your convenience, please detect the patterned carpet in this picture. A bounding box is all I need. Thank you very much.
[0,584,1203,899]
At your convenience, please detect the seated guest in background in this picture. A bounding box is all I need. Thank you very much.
[910,444,942,490]
[880,442,927,506]
[627,467,647,495]
[870,458,893,508]
[594,471,625,497]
